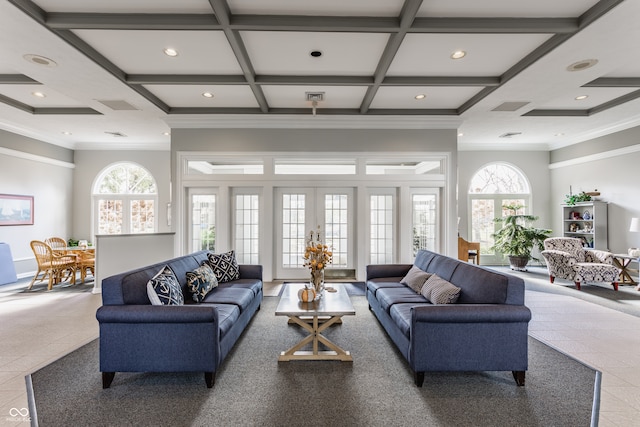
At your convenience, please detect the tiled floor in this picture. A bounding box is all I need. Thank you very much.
[1,277,639,426]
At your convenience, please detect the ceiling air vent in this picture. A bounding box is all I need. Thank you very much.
[499,132,522,138]
[105,131,127,137]
[97,100,139,111]
[492,102,529,112]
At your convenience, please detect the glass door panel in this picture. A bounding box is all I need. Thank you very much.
[188,190,216,253]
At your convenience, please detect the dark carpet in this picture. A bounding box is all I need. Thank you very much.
[27,296,599,427]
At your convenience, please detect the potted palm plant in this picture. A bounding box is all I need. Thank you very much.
[490,204,552,271]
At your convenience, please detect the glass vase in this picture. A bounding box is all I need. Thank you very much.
[310,269,325,297]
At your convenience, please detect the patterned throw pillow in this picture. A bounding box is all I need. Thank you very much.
[186,263,218,303]
[207,250,240,283]
[401,265,432,294]
[146,265,184,306]
[420,274,461,304]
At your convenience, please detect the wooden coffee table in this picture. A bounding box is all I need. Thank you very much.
[275,283,355,362]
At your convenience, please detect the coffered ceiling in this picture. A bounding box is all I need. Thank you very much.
[1,0,640,150]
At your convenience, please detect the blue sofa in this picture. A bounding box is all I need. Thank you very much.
[366,249,531,387]
[96,250,263,388]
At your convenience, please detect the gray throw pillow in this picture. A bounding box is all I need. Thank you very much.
[421,274,461,304]
[401,265,432,294]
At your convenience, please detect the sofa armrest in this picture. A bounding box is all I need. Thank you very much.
[96,305,217,324]
[239,264,263,280]
[366,264,412,281]
[412,304,532,324]
[585,249,614,264]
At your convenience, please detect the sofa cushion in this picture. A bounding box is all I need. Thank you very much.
[219,279,262,296]
[377,287,428,312]
[450,264,508,304]
[420,274,461,304]
[186,263,218,303]
[201,287,255,311]
[146,265,184,306]
[366,279,406,296]
[211,303,241,338]
[390,303,431,338]
[400,265,432,293]
[207,250,240,283]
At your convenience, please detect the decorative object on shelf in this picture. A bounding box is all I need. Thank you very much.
[303,226,333,296]
[569,211,582,220]
[563,188,591,206]
[297,284,317,302]
[585,190,601,197]
[569,223,579,232]
[582,210,591,220]
[490,204,552,271]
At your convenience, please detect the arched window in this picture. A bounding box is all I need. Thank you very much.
[93,162,158,235]
[467,163,532,264]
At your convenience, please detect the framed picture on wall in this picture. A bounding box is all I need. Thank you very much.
[0,194,34,225]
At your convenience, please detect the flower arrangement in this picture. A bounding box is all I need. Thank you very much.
[303,227,333,293]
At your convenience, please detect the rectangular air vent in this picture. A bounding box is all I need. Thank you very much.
[97,100,139,111]
[492,102,529,112]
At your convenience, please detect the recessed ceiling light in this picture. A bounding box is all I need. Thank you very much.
[310,50,322,58]
[566,59,598,72]
[457,132,464,137]
[23,54,57,67]
[202,92,214,98]
[554,133,565,137]
[451,50,466,60]
[163,48,178,57]
[32,91,46,98]
[163,132,171,136]
[415,94,426,100]
[575,95,588,100]
[62,131,72,136]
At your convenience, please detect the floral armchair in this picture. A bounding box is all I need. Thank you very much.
[540,237,620,291]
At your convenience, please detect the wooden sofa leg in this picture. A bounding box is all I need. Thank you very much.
[512,371,525,386]
[612,282,619,291]
[549,276,555,284]
[414,371,425,387]
[205,372,215,388]
[102,372,115,389]
[574,281,581,290]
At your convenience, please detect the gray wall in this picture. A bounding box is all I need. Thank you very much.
[549,139,640,253]
[0,132,74,277]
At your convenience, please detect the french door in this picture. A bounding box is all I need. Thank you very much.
[187,188,217,253]
[275,187,354,279]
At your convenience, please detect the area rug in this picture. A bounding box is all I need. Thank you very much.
[27,296,599,427]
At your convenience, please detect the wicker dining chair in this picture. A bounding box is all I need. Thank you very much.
[45,236,78,282]
[29,240,77,290]
[77,250,95,283]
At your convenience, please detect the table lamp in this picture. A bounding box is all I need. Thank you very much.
[629,217,640,257]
